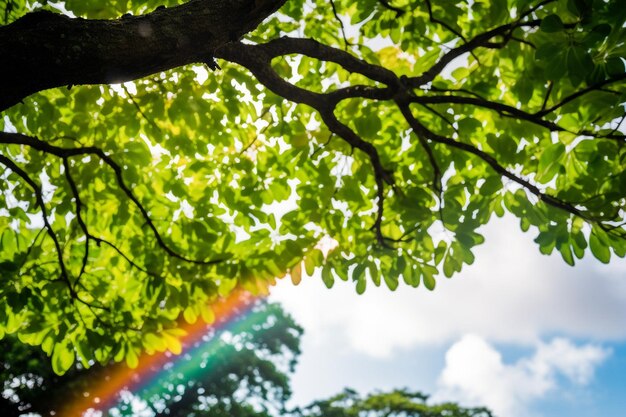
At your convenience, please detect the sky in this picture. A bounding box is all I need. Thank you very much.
[270,215,626,417]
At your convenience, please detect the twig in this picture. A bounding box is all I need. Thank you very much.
[378,0,405,16]
[329,0,351,49]
[0,154,77,298]
[121,84,161,132]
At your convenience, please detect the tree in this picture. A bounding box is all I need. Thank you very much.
[0,0,625,371]
[292,388,493,417]
[0,298,303,417]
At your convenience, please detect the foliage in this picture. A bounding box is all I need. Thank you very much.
[292,388,493,417]
[0,0,625,369]
[0,300,302,416]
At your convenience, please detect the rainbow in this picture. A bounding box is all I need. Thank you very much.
[60,289,263,417]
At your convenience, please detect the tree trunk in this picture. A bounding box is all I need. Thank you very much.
[0,0,285,111]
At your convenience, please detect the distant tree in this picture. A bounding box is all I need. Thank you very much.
[0,300,302,417]
[1,0,625,369]
[292,388,493,417]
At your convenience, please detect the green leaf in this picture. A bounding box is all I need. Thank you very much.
[544,52,567,80]
[567,0,592,17]
[355,277,367,294]
[536,142,565,183]
[567,47,593,85]
[486,134,517,164]
[384,273,398,291]
[606,57,625,76]
[304,249,323,275]
[515,77,533,103]
[321,264,334,288]
[422,271,436,291]
[590,233,611,263]
[559,242,575,266]
[585,24,611,45]
[480,176,503,196]
[353,263,367,282]
[403,264,420,287]
[457,117,482,136]
[126,346,139,369]
[434,242,447,265]
[353,115,382,139]
[540,14,564,33]
[443,254,457,278]
[51,342,75,375]
[536,42,561,62]
[369,261,380,287]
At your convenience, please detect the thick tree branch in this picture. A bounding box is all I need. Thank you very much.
[0,0,286,111]
[241,37,399,85]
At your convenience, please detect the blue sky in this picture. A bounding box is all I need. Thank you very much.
[270,215,626,417]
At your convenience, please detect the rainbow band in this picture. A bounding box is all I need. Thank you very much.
[60,289,259,417]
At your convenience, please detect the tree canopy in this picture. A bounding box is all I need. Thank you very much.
[0,0,625,372]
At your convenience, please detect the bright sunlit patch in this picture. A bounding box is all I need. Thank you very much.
[59,289,263,417]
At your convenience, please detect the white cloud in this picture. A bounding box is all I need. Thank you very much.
[529,338,610,385]
[271,216,626,358]
[433,335,610,417]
